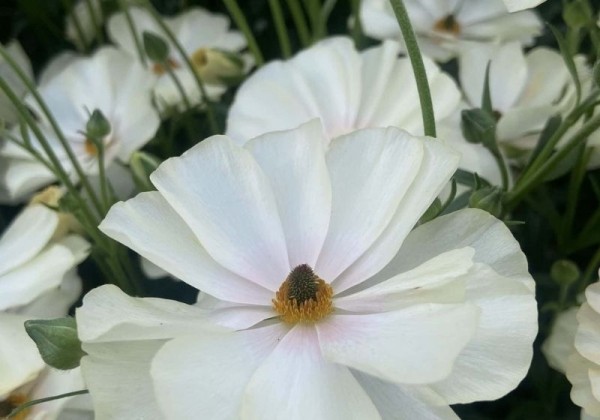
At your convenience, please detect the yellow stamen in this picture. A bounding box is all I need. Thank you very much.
[0,394,29,419]
[433,14,461,35]
[84,138,98,156]
[152,57,180,75]
[273,264,334,324]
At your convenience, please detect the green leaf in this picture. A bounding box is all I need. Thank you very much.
[549,23,582,104]
[130,151,161,192]
[142,31,170,63]
[527,115,562,167]
[469,186,504,218]
[461,108,496,146]
[25,317,86,370]
[481,62,493,114]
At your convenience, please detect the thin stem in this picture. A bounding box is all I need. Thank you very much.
[165,64,193,110]
[142,1,220,133]
[0,45,105,215]
[84,0,104,44]
[388,0,436,137]
[119,0,147,65]
[306,0,322,41]
[580,247,600,293]
[269,0,292,58]
[8,390,89,418]
[285,0,310,47]
[350,0,364,46]
[493,149,510,191]
[222,0,265,66]
[63,0,88,52]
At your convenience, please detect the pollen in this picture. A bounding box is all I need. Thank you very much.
[0,393,29,420]
[433,14,461,35]
[273,264,334,324]
[152,57,180,75]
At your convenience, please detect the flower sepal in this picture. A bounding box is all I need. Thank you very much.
[25,317,86,370]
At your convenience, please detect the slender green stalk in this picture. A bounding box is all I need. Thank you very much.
[350,0,364,45]
[119,0,147,65]
[318,0,337,39]
[0,45,105,215]
[285,0,310,47]
[8,390,89,418]
[222,0,265,66]
[269,0,292,57]
[165,64,193,110]
[306,0,322,41]
[63,0,88,51]
[84,0,104,44]
[580,247,600,292]
[388,0,436,137]
[142,1,220,133]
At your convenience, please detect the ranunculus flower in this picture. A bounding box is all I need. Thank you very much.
[0,204,90,419]
[227,36,502,186]
[78,121,537,418]
[108,6,247,111]
[360,0,542,62]
[0,47,160,203]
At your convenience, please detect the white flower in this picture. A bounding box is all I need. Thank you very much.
[0,204,90,418]
[360,0,542,62]
[0,47,160,203]
[542,306,579,373]
[566,274,600,418]
[503,0,547,12]
[226,36,501,185]
[65,0,103,51]
[78,121,537,418]
[108,6,247,110]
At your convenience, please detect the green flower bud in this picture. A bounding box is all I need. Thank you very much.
[190,48,245,85]
[461,108,496,147]
[563,1,591,30]
[550,260,580,286]
[418,198,443,224]
[143,31,170,63]
[130,151,162,192]
[469,186,503,218]
[25,317,86,370]
[86,109,111,140]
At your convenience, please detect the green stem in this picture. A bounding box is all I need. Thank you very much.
[269,0,292,58]
[285,0,310,47]
[142,1,220,134]
[63,0,88,51]
[306,0,322,41]
[580,247,600,293]
[388,0,436,137]
[350,0,364,46]
[222,0,265,66]
[8,390,89,419]
[119,0,147,65]
[165,63,193,110]
[84,0,104,44]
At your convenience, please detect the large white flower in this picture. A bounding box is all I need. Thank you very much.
[78,121,537,418]
[0,203,90,419]
[566,275,600,418]
[360,0,542,62]
[108,6,247,110]
[226,36,501,185]
[0,47,159,203]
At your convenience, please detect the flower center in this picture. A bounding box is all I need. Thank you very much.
[0,394,28,420]
[152,57,180,75]
[84,138,98,156]
[273,264,333,324]
[433,14,461,35]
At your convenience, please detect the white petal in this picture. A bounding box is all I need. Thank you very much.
[332,136,460,293]
[335,248,474,313]
[353,371,459,420]
[316,127,424,283]
[317,304,479,385]
[0,157,56,204]
[0,313,45,396]
[19,268,82,319]
[575,304,600,366]
[0,205,57,276]
[107,7,162,58]
[567,352,600,417]
[245,120,331,268]
[151,324,288,420]
[27,367,86,419]
[243,325,380,420]
[489,42,528,111]
[76,285,223,343]
[81,340,165,420]
[150,135,290,290]
[100,192,273,305]
[503,0,546,12]
[462,11,542,45]
[429,264,537,403]
[541,306,579,374]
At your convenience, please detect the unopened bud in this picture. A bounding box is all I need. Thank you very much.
[190,48,245,85]
[143,31,170,63]
[551,260,580,286]
[469,186,503,218]
[86,109,111,140]
[130,151,161,192]
[25,317,86,370]
[461,108,496,147]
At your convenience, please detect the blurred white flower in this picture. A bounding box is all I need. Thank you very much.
[566,274,600,418]
[0,204,90,419]
[227,36,501,185]
[65,0,103,51]
[360,0,542,62]
[503,0,547,12]
[108,6,247,110]
[542,306,578,373]
[0,47,159,203]
[78,122,537,418]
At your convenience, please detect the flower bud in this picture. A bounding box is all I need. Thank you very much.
[190,48,245,85]
[143,31,170,63]
[461,108,496,147]
[550,260,580,286]
[130,151,161,192]
[469,186,503,218]
[25,317,86,370]
[86,109,111,140]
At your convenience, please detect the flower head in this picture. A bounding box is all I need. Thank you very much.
[78,122,538,418]
[360,0,542,61]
